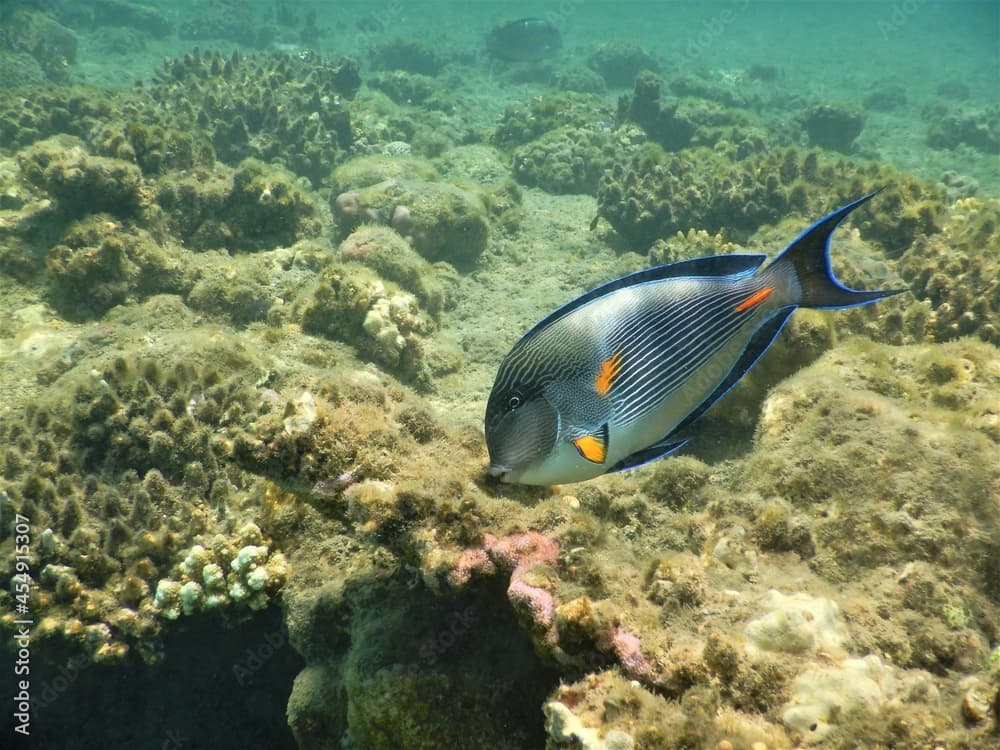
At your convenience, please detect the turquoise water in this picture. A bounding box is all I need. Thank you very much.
[1,1,999,749]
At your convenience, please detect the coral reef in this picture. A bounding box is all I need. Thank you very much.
[92,0,172,38]
[597,143,942,253]
[152,523,287,619]
[896,196,1000,345]
[370,36,451,76]
[492,93,616,149]
[0,19,998,750]
[144,49,359,183]
[616,71,759,153]
[2,8,77,81]
[0,354,291,663]
[0,51,47,90]
[513,126,624,196]
[925,106,1000,154]
[0,88,118,150]
[926,104,1000,154]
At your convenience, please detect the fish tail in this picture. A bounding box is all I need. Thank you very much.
[770,190,906,309]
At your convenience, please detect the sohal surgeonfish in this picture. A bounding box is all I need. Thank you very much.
[486,18,561,63]
[485,192,903,485]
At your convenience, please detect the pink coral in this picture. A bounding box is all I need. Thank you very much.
[448,547,495,587]
[508,579,556,640]
[484,531,559,573]
[448,532,560,641]
[608,626,653,679]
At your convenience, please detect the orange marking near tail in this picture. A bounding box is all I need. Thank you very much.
[595,352,623,396]
[573,434,607,463]
[735,286,775,313]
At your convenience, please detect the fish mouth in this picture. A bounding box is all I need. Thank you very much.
[487,464,511,481]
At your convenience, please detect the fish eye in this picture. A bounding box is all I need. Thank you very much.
[507,395,521,410]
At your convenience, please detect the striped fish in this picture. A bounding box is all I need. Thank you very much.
[485,192,903,485]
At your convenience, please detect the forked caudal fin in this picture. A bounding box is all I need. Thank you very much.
[771,190,907,309]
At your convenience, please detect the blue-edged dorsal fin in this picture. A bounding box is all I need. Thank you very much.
[607,438,688,474]
[517,254,768,346]
[671,307,795,437]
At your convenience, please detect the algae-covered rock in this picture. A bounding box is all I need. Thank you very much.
[297,262,439,386]
[741,338,1000,601]
[926,104,1000,154]
[332,177,489,269]
[46,216,188,320]
[331,154,440,194]
[17,136,143,218]
[782,655,936,743]
[284,574,553,750]
[745,590,850,656]
[156,159,318,252]
[338,225,446,317]
[800,102,865,153]
[587,41,660,88]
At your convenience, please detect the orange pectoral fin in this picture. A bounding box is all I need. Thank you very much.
[594,352,624,397]
[734,286,775,313]
[573,424,610,464]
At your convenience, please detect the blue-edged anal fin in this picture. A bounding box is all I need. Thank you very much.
[607,438,688,474]
[607,308,795,475]
[673,308,795,436]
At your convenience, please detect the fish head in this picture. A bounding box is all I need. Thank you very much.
[484,378,559,483]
